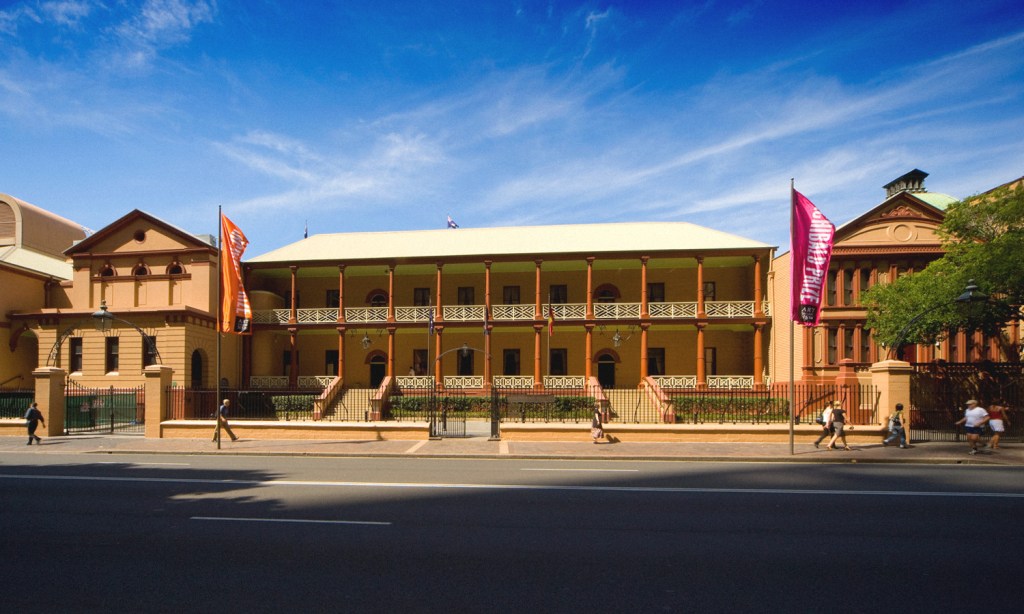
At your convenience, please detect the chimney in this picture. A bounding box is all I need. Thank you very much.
[883,169,928,199]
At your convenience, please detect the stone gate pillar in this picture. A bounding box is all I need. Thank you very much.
[870,359,913,434]
[33,367,66,437]
[144,365,174,438]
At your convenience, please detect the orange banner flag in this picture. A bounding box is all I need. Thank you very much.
[220,213,252,334]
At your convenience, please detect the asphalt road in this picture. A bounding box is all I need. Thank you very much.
[2,453,1022,613]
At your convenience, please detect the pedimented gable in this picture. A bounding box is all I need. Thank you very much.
[834,192,946,251]
[66,210,214,257]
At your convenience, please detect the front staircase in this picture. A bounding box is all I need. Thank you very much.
[327,388,375,421]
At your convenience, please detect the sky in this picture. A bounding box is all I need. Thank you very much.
[2,0,1023,258]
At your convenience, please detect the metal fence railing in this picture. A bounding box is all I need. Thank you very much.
[65,382,145,434]
[666,384,879,425]
[0,389,34,419]
[166,387,323,421]
[911,362,1023,443]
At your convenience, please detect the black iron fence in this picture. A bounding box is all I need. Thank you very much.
[666,384,878,425]
[0,388,34,419]
[65,381,145,434]
[166,387,323,421]
[911,362,1024,442]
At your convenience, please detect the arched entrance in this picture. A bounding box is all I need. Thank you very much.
[597,353,616,389]
[369,355,386,388]
[190,350,203,388]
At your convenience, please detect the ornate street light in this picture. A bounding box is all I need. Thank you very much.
[888,279,987,360]
[92,300,114,332]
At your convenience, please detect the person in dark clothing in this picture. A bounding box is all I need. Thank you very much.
[25,402,45,445]
[212,399,239,442]
[826,401,851,450]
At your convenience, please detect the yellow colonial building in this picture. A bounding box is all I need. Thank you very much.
[9,209,241,390]
[244,222,774,394]
[1,194,86,389]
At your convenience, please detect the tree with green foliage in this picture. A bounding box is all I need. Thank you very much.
[863,181,1023,360]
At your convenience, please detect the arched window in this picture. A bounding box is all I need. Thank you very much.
[133,264,149,276]
[593,284,621,303]
[366,289,388,307]
[100,264,116,277]
[167,263,184,275]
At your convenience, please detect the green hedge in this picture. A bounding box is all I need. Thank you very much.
[270,394,317,420]
[672,395,790,424]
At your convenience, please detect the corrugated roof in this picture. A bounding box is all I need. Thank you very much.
[248,222,773,264]
[0,245,74,279]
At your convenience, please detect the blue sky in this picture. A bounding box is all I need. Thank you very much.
[2,0,1022,257]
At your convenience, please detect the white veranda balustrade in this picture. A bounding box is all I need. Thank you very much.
[443,376,484,389]
[648,302,697,318]
[651,375,755,389]
[593,303,641,319]
[491,305,536,321]
[492,376,535,388]
[396,375,434,389]
[543,375,585,389]
[249,375,333,389]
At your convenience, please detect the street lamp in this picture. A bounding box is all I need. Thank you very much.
[888,279,987,360]
[92,300,114,332]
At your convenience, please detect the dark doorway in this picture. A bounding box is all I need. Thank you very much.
[597,353,616,389]
[190,350,203,388]
[369,356,386,388]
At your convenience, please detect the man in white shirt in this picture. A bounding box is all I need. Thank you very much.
[955,399,989,455]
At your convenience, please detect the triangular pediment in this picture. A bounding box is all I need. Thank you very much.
[65,209,215,257]
[834,192,947,250]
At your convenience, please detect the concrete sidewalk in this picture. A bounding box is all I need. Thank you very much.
[2,434,1022,465]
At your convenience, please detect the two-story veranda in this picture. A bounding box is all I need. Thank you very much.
[243,222,774,408]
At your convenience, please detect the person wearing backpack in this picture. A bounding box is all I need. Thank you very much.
[882,403,908,448]
[25,401,45,445]
[813,403,833,448]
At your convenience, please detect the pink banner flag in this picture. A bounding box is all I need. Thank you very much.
[791,189,835,326]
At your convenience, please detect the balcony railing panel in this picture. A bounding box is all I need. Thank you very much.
[705,301,754,318]
[396,375,434,389]
[491,304,536,321]
[395,306,432,322]
[344,307,388,323]
[444,305,486,321]
[649,302,697,318]
[594,303,641,319]
[296,308,340,323]
[253,299,773,326]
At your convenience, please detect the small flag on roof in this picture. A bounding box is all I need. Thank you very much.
[447,215,459,229]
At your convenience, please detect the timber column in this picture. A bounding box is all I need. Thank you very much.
[336,265,346,380]
[534,260,543,389]
[484,261,492,389]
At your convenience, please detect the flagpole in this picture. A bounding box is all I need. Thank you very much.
[216,206,223,450]
[788,179,795,456]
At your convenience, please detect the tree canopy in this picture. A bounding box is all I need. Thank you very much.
[863,180,1023,359]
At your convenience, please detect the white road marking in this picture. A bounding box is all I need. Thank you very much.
[404,440,429,454]
[96,462,190,466]
[191,516,390,526]
[3,473,1024,498]
[521,468,639,473]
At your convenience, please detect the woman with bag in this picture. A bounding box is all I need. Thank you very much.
[591,407,604,444]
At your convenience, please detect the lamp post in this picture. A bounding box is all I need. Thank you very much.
[888,280,987,360]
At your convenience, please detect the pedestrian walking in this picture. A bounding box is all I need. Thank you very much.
[986,399,1010,450]
[591,406,604,444]
[955,399,989,455]
[212,398,239,443]
[882,403,908,448]
[813,403,833,448]
[25,401,44,445]
[826,401,851,450]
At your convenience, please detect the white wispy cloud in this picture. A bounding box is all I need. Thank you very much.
[111,0,216,69]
